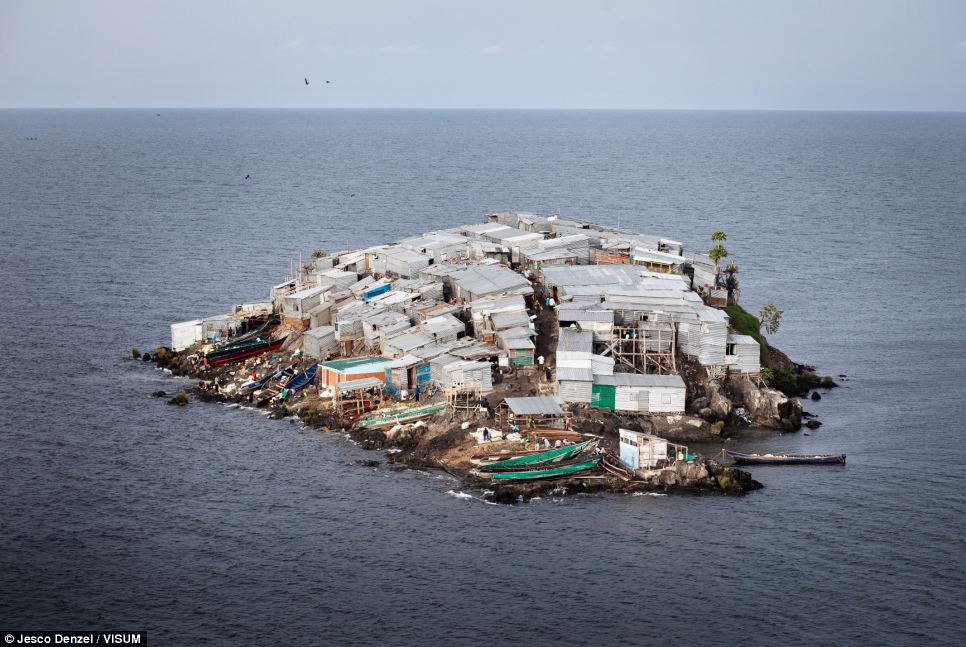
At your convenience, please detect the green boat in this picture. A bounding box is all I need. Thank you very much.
[478,440,595,472]
[355,402,446,429]
[488,457,601,481]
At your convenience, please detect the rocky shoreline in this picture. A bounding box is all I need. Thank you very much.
[139,340,838,502]
[144,212,842,503]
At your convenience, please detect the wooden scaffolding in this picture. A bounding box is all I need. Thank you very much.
[602,311,677,375]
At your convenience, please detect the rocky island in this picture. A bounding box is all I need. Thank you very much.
[147,211,834,502]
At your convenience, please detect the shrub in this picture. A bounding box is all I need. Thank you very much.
[131,348,141,359]
[769,368,801,397]
[760,367,775,383]
[821,375,836,388]
[169,392,189,406]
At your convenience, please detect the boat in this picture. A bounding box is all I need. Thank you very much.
[725,450,846,465]
[205,336,286,366]
[283,363,318,392]
[218,317,279,347]
[355,402,446,429]
[241,366,291,392]
[478,440,596,472]
[486,457,601,481]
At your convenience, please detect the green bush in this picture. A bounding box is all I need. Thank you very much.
[760,367,775,382]
[821,375,836,388]
[724,304,770,365]
[169,392,189,406]
[131,348,141,359]
[769,368,800,397]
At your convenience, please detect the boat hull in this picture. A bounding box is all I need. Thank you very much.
[355,403,446,429]
[487,457,601,481]
[283,363,318,392]
[479,440,593,472]
[725,450,846,465]
[206,337,286,366]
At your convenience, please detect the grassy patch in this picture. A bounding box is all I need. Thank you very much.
[724,304,769,365]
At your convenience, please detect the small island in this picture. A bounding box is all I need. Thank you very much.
[147,211,834,502]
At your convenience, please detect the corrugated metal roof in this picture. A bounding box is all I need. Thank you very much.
[320,356,394,373]
[558,328,593,352]
[727,333,759,346]
[556,367,594,382]
[336,377,384,392]
[503,396,565,416]
[450,264,531,297]
[287,285,327,300]
[501,336,535,350]
[304,325,335,339]
[593,373,685,388]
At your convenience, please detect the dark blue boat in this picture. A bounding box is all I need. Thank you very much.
[725,450,846,465]
[283,363,318,392]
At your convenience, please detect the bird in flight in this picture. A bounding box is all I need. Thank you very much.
[305,77,310,85]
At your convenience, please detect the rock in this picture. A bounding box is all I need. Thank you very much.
[805,419,822,429]
[355,459,380,468]
[131,348,141,359]
[811,391,822,401]
[699,407,714,421]
[142,353,152,362]
[168,392,188,406]
[728,377,803,430]
[706,380,733,420]
[151,390,167,398]
[689,396,709,413]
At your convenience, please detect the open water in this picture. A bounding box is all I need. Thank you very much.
[1,109,964,646]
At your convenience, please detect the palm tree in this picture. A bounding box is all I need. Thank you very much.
[723,262,739,304]
[709,231,728,278]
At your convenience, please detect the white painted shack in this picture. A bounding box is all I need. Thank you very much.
[592,373,686,413]
[688,252,717,292]
[630,247,687,274]
[725,333,761,374]
[283,285,328,320]
[418,314,466,344]
[382,330,435,358]
[361,311,411,350]
[448,264,533,302]
[556,366,594,404]
[370,246,432,279]
[679,306,729,368]
[398,232,470,263]
[303,326,337,359]
[317,268,360,290]
[438,360,493,392]
[171,319,204,351]
[619,430,688,470]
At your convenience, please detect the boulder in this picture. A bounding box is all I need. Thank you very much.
[805,419,823,429]
[688,396,709,414]
[728,377,802,430]
[811,391,822,401]
[706,380,733,420]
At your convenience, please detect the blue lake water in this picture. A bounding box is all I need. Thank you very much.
[1,109,964,645]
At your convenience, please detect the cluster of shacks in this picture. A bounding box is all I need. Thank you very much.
[173,210,760,415]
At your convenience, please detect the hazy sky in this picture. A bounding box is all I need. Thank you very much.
[2,0,965,110]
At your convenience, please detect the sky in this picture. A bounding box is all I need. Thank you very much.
[1,0,965,110]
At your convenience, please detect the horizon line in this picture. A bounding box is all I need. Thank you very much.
[2,106,965,114]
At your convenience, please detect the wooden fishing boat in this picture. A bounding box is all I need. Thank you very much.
[478,440,595,472]
[355,402,446,429]
[241,366,290,392]
[219,318,279,348]
[205,336,286,366]
[283,363,318,392]
[487,457,601,481]
[725,450,846,465]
